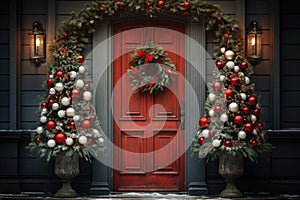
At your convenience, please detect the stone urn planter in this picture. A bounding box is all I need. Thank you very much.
[218,152,244,198]
[54,151,79,198]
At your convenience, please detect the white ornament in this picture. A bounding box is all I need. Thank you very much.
[201,129,210,138]
[76,79,84,88]
[220,114,228,122]
[73,115,80,122]
[212,139,221,147]
[57,110,65,118]
[69,71,77,79]
[41,108,48,115]
[228,102,239,113]
[238,130,247,139]
[49,75,54,79]
[52,103,59,110]
[251,115,257,123]
[36,126,44,134]
[225,50,235,60]
[66,108,75,117]
[245,76,250,85]
[55,82,64,92]
[79,135,87,144]
[98,138,104,143]
[240,93,247,101]
[49,88,56,95]
[65,138,74,146]
[226,61,235,69]
[220,47,226,54]
[92,129,100,136]
[40,116,47,123]
[83,91,92,102]
[196,130,201,137]
[61,97,70,106]
[234,66,240,72]
[208,110,215,117]
[220,75,226,81]
[208,93,216,102]
[78,66,86,74]
[253,129,258,135]
[47,139,56,148]
[238,72,244,77]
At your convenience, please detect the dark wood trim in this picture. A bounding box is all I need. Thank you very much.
[235,0,246,41]
[271,0,281,129]
[47,0,56,59]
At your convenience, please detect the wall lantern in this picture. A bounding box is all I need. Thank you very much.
[29,21,46,65]
[246,20,262,65]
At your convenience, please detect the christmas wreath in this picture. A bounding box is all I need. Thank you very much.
[128,42,176,93]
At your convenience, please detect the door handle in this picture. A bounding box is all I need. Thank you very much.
[179,102,185,130]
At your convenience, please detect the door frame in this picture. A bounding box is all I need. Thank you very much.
[91,16,208,195]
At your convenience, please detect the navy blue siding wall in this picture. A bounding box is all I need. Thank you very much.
[0,1,10,129]
[280,0,300,129]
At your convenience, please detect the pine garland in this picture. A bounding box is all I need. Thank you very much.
[27,0,271,163]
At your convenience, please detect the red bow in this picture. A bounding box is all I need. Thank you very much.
[137,50,154,62]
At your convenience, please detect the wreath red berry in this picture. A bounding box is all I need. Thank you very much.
[127,43,176,94]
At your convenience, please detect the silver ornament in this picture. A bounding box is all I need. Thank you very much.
[52,103,59,110]
[238,130,246,139]
[212,139,221,147]
[57,110,65,118]
[79,135,87,144]
[36,126,44,134]
[66,107,75,117]
[76,79,85,88]
[49,88,56,95]
[47,139,56,148]
[201,129,210,138]
[226,61,235,69]
[220,114,228,122]
[61,97,70,106]
[55,82,64,92]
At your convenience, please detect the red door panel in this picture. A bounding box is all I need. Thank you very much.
[113,20,185,191]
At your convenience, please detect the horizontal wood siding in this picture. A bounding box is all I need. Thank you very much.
[0,1,10,129]
[280,0,300,128]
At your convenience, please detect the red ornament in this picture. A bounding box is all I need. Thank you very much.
[87,106,92,114]
[224,88,234,99]
[84,83,90,89]
[46,120,56,130]
[230,76,240,86]
[240,61,248,69]
[69,121,76,129]
[251,140,258,147]
[55,132,66,144]
[81,119,91,129]
[183,1,190,10]
[117,1,125,9]
[213,81,222,91]
[47,78,53,89]
[49,99,55,106]
[248,96,258,106]
[244,123,253,133]
[215,61,223,69]
[91,115,97,122]
[214,105,222,114]
[78,55,84,63]
[146,2,152,6]
[35,137,40,145]
[198,137,205,145]
[253,108,260,116]
[99,6,105,12]
[199,116,209,128]
[157,0,164,8]
[224,140,232,147]
[41,102,47,108]
[224,33,229,39]
[87,138,94,145]
[209,130,214,137]
[217,17,222,22]
[234,115,244,126]
[71,89,80,99]
[257,122,264,130]
[55,70,64,79]
[243,106,250,115]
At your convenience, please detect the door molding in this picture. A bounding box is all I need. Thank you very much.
[92,18,208,195]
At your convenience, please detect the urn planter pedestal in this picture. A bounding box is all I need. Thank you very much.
[218,152,244,198]
[54,152,79,198]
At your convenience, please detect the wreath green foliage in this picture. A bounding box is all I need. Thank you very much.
[128,42,176,93]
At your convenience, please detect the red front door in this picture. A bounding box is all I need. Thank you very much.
[113,20,185,191]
